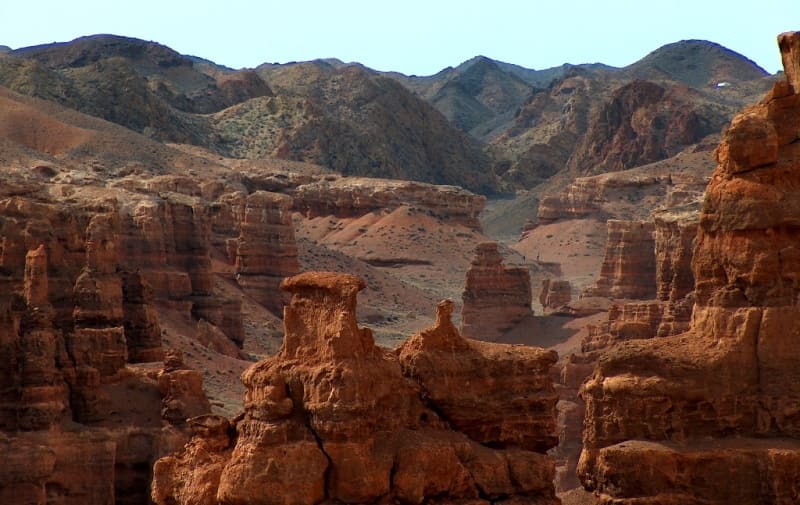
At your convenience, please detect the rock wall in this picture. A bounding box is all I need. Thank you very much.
[583,220,656,300]
[0,193,218,505]
[152,272,560,505]
[578,32,800,504]
[461,242,533,340]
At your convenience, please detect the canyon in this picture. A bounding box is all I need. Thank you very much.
[0,27,795,505]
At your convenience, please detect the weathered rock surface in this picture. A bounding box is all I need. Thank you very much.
[461,242,533,340]
[152,272,560,505]
[233,191,299,314]
[292,176,487,231]
[653,208,699,336]
[578,32,800,504]
[583,220,656,300]
[540,278,572,311]
[570,80,721,175]
[0,192,218,505]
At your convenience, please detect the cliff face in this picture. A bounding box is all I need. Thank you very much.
[578,32,800,504]
[583,220,656,300]
[0,209,212,505]
[461,242,533,340]
[152,272,559,504]
[653,208,698,336]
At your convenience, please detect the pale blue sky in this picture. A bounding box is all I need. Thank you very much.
[3,1,797,75]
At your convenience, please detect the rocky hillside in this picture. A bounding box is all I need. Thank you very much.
[2,34,775,198]
[621,39,769,87]
[1,35,496,193]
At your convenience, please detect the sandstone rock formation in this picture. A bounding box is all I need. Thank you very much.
[540,278,572,311]
[233,191,299,314]
[578,32,800,504]
[152,272,560,504]
[461,242,533,340]
[292,176,487,231]
[583,220,656,300]
[158,350,212,426]
[653,208,698,336]
[0,192,219,505]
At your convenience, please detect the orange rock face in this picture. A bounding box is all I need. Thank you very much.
[583,220,656,300]
[461,242,533,340]
[234,191,299,314]
[0,196,215,505]
[152,272,560,505]
[578,32,800,504]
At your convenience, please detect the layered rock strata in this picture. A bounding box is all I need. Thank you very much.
[0,196,215,505]
[578,32,800,504]
[583,220,656,300]
[653,208,698,336]
[152,272,560,504]
[461,242,533,340]
[233,191,299,314]
[540,278,572,311]
[292,176,487,230]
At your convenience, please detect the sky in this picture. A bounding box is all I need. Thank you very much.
[3,1,799,75]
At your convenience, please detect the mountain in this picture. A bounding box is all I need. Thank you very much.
[387,56,611,141]
[0,35,777,196]
[219,63,496,192]
[621,39,769,87]
[483,42,774,188]
[3,35,496,193]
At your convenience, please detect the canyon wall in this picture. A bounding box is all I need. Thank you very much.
[0,208,212,505]
[578,32,800,504]
[152,272,560,504]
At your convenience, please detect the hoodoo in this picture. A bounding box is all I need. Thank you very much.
[153,271,561,504]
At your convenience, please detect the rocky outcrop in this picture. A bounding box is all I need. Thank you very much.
[653,208,699,336]
[534,167,707,225]
[293,176,487,231]
[0,193,220,505]
[581,301,666,352]
[152,272,560,504]
[461,242,533,340]
[125,194,245,343]
[578,32,800,504]
[583,220,656,300]
[540,278,572,311]
[570,79,723,175]
[158,350,212,426]
[234,191,299,314]
[398,299,559,452]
